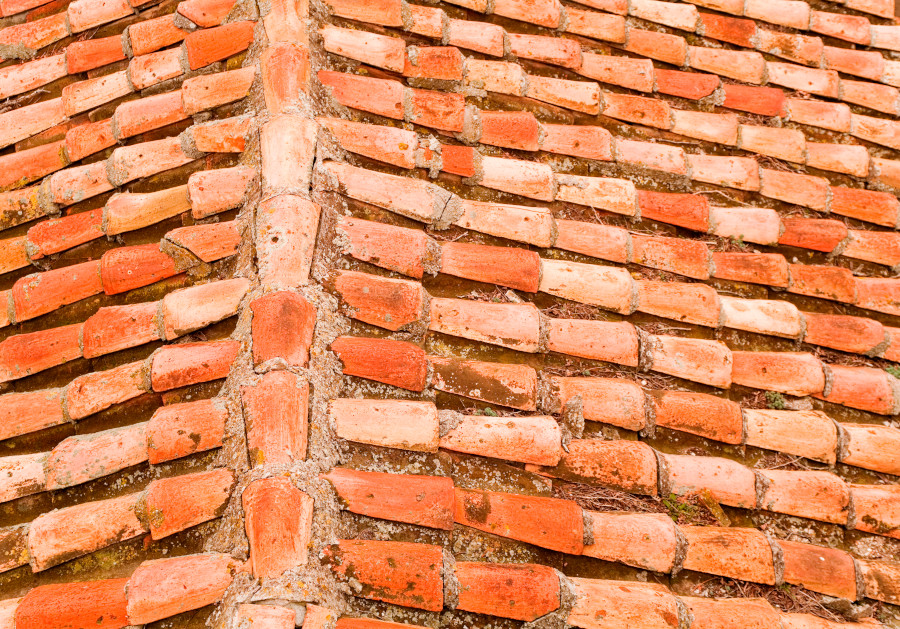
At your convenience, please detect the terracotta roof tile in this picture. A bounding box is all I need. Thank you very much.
[325,540,444,611]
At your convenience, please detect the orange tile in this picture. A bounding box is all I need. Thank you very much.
[682,597,779,629]
[100,244,177,295]
[508,33,581,69]
[182,66,256,115]
[688,154,760,191]
[67,0,130,32]
[731,351,825,396]
[699,12,756,47]
[786,98,851,133]
[129,47,183,90]
[856,277,900,316]
[115,90,189,139]
[565,7,626,43]
[145,469,233,539]
[250,291,315,367]
[454,487,584,553]
[0,389,66,442]
[723,84,785,117]
[554,219,628,262]
[65,361,146,420]
[637,281,720,327]
[851,484,900,539]
[655,69,719,100]
[841,423,900,475]
[647,335,733,388]
[440,413,561,465]
[408,4,443,38]
[27,208,103,258]
[12,260,102,321]
[743,409,838,464]
[256,195,320,288]
[321,25,404,72]
[326,540,444,611]
[533,438,658,495]
[329,399,439,452]
[663,453,757,508]
[554,377,646,431]
[237,604,295,629]
[712,252,789,287]
[337,216,430,279]
[479,110,541,151]
[161,279,248,340]
[526,74,601,114]
[680,526,775,584]
[455,199,555,247]
[28,492,145,571]
[332,336,428,391]
[759,469,849,523]
[631,234,710,279]
[689,47,766,83]
[580,52,653,92]
[184,20,255,70]
[616,139,686,174]
[430,298,541,352]
[128,14,187,56]
[555,173,637,215]
[336,270,424,331]
[166,221,240,263]
[757,30,823,66]
[431,355,537,409]
[66,35,125,73]
[326,0,402,26]
[241,370,308,465]
[321,117,416,168]
[447,19,504,56]
[601,91,671,129]
[830,186,899,227]
[649,390,743,444]
[857,559,900,606]
[456,562,560,621]
[547,318,639,366]
[541,124,612,161]
[803,312,885,355]
[568,578,680,629]
[242,477,313,578]
[817,364,898,415]
[440,241,540,292]
[760,169,829,210]
[150,340,240,391]
[779,218,847,253]
[779,540,858,599]
[637,189,710,232]
[806,142,870,177]
[720,297,804,339]
[788,264,857,303]
[325,468,454,529]
[767,63,839,98]
[404,46,464,80]
[178,0,236,26]
[65,118,116,162]
[126,554,239,624]
[45,422,145,491]
[583,511,678,572]
[409,87,465,132]
[15,579,128,629]
[623,28,687,66]
[146,399,226,464]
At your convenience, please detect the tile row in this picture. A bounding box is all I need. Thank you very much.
[0,273,246,382]
[327,403,899,536]
[0,0,240,108]
[0,397,225,504]
[330,377,900,477]
[324,528,900,613]
[649,0,897,51]
[323,161,900,318]
[324,0,900,153]
[333,327,900,416]
[0,64,256,202]
[0,164,256,277]
[0,218,240,366]
[0,112,251,233]
[335,223,900,366]
[567,0,900,90]
[325,611,876,629]
[327,148,899,277]
[319,67,900,229]
[0,338,240,440]
[0,467,234,574]
[0,551,243,627]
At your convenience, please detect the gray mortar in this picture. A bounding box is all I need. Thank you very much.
[438,410,463,437]
[767,534,786,586]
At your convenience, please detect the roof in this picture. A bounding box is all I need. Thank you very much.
[0,0,898,625]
